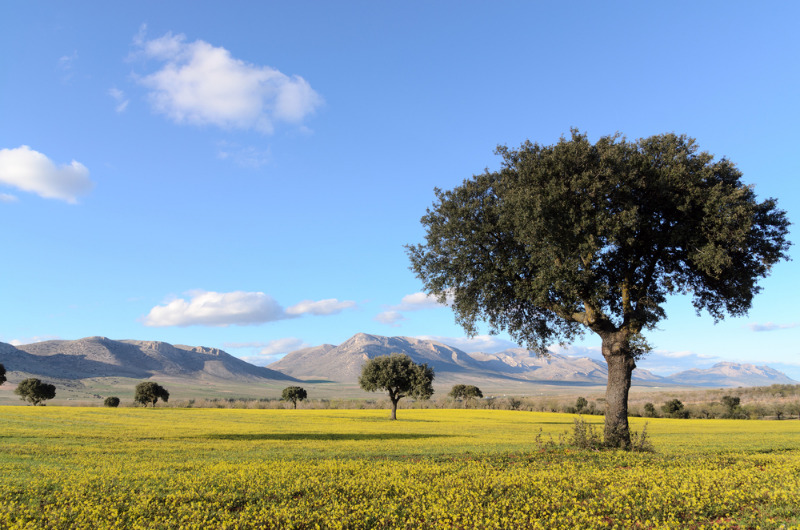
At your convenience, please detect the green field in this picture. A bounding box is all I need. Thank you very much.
[1,407,799,529]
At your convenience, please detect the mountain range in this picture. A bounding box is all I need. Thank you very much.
[1,333,795,391]
[268,333,796,388]
[0,336,294,382]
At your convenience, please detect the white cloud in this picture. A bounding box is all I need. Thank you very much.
[286,299,357,316]
[134,30,322,133]
[257,337,309,356]
[0,146,93,203]
[222,341,272,349]
[416,334,520,353]
[396,292,449,311]
[224,337,308,365]
[216,141,270,168]
[143,290,288,327]
[0,193,18,203]
[747,322,800,332]
[143,291,355,327]
[109,87,129,113]
[58,51,78,82]
[8,335,61,346]
[375,291,452,327]
[58,51,78,71]
[375,311,406,327]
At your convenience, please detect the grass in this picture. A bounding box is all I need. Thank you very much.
[1,407,799,528]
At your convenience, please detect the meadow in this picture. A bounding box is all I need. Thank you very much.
[1,407,799,529]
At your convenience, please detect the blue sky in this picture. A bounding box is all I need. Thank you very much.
[2,1,799,378]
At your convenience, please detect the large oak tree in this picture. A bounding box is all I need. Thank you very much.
[407,130,790,447]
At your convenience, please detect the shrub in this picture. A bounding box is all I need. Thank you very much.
[662,399,689,419]
[104,396,120,407]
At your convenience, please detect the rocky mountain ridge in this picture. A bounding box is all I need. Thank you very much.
[268,333,797,388]
[2,334,794,390]
[0,336,294,382]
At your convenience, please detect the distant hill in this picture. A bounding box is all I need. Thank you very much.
[268,333,488,382]
[468,349,664,384]
[268,333,797,389]
[3,334,794,394]
[0,337,295,382]
[667,362,796,387]
[268,333,663,385]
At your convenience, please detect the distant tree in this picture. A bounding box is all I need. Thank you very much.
[407,131,790,447]
[359,354,434,420]
[281,386,308,409]
[643,403,657,418]
[104,396,121,408]
[134,382,170,407]
[449,384,483,400]
[721,395,745,419]
[0,363,6,386]
[662,399,689,419]
[575,396,588,412]
[14,378,56,406]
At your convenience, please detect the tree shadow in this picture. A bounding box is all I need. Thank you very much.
[198,433,458,441]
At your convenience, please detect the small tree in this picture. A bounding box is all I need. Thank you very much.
[721,395,746,419]
[643,402,658,418]
[104,396,121,408]
[134,382,169,407]
[575,396,588,412]
[281,386,308,409]
[359,353,434,420]
[662,399,689,419]
[14,378,56,406]
[0,363,6,386]
[449,384,483,400]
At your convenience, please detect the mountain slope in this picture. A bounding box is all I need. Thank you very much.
[268,333,491,382]
[2,337,295,382]
[668,362,797,387]
[268,333,661,385]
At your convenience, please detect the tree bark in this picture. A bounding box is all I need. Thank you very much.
[389,389,399,420]
[601,331,636,448]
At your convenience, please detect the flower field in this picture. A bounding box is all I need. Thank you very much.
[1,407,799,529]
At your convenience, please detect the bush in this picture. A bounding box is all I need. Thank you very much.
[568,417,603,450]
[104,396,120,407]
[661,399,689,419]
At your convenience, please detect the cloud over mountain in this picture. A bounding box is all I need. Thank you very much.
[0,146,93,203]
[134,28,322,133]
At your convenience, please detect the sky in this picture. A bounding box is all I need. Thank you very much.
[2,1,799,379]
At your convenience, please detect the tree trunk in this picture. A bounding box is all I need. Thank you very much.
[389,390,399,420]
[601,332,636,449]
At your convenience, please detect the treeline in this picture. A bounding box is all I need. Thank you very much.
[139,384,800,420]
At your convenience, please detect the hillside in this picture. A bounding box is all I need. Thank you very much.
[268,332,663,386]
[668,362,796,387]
[1,337,295,382]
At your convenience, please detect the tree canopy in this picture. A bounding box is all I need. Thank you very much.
[281,386,308,409]
[449,384,483,400]
[407,130,790,447]
[359,354,434,420]
[0,363,6,386]
[15,378,56,406]
[134,382,170,407]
